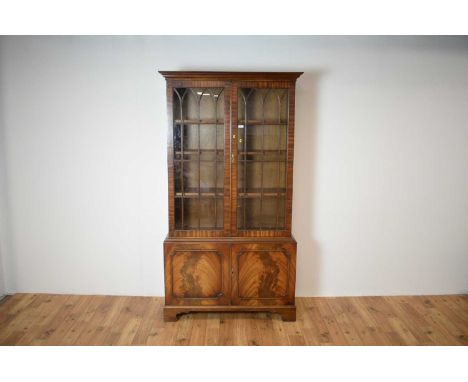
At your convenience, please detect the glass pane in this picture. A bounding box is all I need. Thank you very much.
[237,88,288,231]
[237,196,286,230]
[173,88,224,230]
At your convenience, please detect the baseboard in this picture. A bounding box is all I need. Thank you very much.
[0,294,12,304]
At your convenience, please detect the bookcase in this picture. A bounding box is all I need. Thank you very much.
[160,71,302,321]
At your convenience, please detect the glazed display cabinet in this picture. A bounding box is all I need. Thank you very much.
[160,71,303,321]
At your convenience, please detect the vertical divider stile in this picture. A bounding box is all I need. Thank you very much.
[197,90,202,229]
[213,89,218,229]
[180,91,185,229]
[241,89,253,230]
[229,83,238,235]
[243,91,247,230]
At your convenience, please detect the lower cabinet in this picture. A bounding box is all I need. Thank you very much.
[163,239,297,321]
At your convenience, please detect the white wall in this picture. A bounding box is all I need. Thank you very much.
[0,38,8,297]
[0,36,467,297]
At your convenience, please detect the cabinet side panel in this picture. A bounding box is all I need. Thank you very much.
[164,241,174,305]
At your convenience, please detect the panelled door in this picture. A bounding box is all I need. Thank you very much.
[164,242,231,306]
[230,242,296,306]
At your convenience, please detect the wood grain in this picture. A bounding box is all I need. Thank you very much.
[164,242,231,306]
[172,250,223,298]
[231,242,296,307]
[1,294,466,345]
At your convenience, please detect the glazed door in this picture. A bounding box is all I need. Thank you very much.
[169,82,231,237]
[164,242,231,306]
[231,242,296,306]
[231,83,295,236]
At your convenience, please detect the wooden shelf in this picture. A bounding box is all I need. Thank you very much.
[173,120,287,128]
[175,149,223,154]
[238,160,287,164]
[175,119,224,124]
[238,150,287,162]
[175,194,224,199]
[175,188,224,198]
[239,150,286,155]
[174,149,224,162]
[175,150,285,155]
[238,120,287,126]
[176,226,223,231]
[238,189,286,198]
[174,159,224,163]
[239,225,286,230]
[175,189,286,198]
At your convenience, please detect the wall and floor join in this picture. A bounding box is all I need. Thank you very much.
[0,36,467,300]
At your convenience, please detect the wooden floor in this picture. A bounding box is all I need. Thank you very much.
[0,294,467,345]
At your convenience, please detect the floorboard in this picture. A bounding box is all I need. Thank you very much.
[0,294,466,345]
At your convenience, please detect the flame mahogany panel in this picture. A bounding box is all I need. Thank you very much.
[231,242,296,306]
[164,242,230,306]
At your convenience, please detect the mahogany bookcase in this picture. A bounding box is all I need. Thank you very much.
[159,71,303,321]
